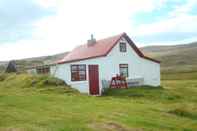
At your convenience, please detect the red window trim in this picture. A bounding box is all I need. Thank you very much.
[71,64,86,81]
[119,42,127,52]
[119,64,129,77]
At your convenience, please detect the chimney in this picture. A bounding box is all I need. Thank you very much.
[87,34,96,46]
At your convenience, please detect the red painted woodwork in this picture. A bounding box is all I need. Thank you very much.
[110,75,128,89]
[71,65,86,81]
[88,65,100,95]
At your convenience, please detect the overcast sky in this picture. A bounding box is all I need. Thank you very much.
[0,0,197,61]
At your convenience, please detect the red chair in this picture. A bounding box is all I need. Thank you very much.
[110,75,128,89]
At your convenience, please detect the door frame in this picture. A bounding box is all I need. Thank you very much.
[88,65,100,95]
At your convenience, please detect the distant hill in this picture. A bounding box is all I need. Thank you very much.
[1,42,197,73]
[0,52,69,73]
[140,42,197,73]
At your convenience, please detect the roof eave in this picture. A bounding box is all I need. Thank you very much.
[57,55,106,64]
[142,56,161,64]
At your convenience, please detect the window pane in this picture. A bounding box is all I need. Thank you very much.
[120,42,126,52]
[78,65,86,70]
[79,70,86,80]
[120,68,127,75]
[71,72,78,81]
[79,70,85,75]
[71,65,86,81]
[120,64,128,77]
[120,64,128,68]
[43,67,49,74]
[71,70,78,74]
[71,65,77,70]
[79,75,86,80]
[37,68,42,74]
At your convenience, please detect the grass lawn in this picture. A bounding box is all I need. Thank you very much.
[0,74,197,131]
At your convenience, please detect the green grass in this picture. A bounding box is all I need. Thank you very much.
[162,71,197,80]
[0,74,197,131]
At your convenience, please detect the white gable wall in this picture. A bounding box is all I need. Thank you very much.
[102,37,160,86]
[51,37,160,94]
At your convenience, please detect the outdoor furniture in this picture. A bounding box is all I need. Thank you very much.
[110,75,128,89]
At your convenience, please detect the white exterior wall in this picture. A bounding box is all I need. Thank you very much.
[51,37,160,94]
[51,57,106,94]
[139,58,160,86]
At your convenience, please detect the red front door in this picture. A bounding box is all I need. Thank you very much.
[88,65,99,95]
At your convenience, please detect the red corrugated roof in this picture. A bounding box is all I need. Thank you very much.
[58,33,160,64]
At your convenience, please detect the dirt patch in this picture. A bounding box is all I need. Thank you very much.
[89,122,143,131]
[0,128,24,131]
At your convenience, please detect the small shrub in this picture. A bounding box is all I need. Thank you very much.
[37,75,66,86]
[168,108,197,120]
[102,87,110,94]
[183,128,193,131]
[43,77,66,86]
[160,93,181,101]
[0,74,7,82]
[18,75,67,88]
[168,108,190,117]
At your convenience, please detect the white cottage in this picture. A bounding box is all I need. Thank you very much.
[51,33,160,95]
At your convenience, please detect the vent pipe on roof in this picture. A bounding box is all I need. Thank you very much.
[87,34,96,46]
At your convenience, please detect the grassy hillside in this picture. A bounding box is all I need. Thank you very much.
[0,61,7,73]
[140,42,197,73]
[0,52,68,73]
[0,65,4,73]
[0,74,197,131]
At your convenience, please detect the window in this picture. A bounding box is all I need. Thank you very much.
[71,65,86,81]
[36,66,50,74]
[119,64,128,77]
[120,42,127,52]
